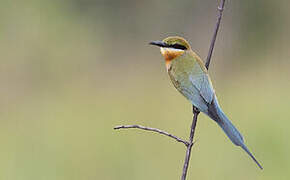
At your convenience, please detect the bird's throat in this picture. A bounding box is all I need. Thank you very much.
[160,48,184,70]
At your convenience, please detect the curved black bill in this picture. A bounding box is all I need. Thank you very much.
[149,41,167,47]
[149,41,187,50]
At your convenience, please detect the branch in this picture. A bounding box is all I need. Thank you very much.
[205,0,226,70]
[181,0,226,179]
[181,107,200,180]
[114,125,189,146]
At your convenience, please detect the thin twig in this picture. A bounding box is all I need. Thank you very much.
[181,107,199,180]
[180,0,226,179]
[114,125,189,146]
[205,0,226,69]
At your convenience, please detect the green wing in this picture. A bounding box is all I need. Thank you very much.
[189,73,215,105]
[168,51,215,113]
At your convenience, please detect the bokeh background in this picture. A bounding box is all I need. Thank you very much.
[1,0,290,179]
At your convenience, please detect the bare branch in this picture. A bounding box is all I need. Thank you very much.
[181,108,200,180]
[114,125,189,146]
[205,0,226,70]
[181,0,226,179]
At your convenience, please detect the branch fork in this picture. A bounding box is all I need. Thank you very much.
[114,125,189,146]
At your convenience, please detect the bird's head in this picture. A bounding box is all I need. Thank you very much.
[150,36,191,68]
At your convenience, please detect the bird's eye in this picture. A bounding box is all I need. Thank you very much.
[170,43,187,50]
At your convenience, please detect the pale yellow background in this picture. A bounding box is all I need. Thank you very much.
[0,0,289,179]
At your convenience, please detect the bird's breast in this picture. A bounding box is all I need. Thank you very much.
[160,48,185,70]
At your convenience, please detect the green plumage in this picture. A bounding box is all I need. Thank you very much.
[168,51,214,113]
[150,36,263,169]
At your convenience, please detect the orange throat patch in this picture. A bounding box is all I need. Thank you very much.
[160,48,184,70]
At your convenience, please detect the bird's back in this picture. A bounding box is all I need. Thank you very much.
[168,51,214,113]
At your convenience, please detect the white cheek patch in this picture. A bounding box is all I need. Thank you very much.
[160,47,184,55]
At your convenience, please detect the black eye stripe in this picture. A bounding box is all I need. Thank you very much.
[149,41,187,50]
[167,43,187,50]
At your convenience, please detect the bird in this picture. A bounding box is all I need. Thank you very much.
[149,36,263,169]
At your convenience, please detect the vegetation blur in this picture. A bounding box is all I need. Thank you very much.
[1,0,289,179]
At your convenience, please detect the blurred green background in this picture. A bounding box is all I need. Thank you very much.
[1,0,290,179]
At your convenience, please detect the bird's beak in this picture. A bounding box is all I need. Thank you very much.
[149,41,167,48]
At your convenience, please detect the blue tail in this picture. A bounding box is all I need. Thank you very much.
[207,98,263,170]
